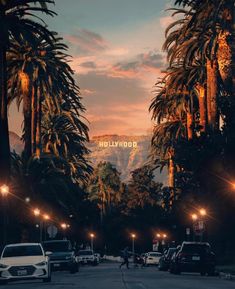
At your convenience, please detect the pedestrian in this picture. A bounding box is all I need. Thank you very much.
[119,246,130,269]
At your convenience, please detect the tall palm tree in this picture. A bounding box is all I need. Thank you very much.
[0,0,55,181]
[7,36,75,159]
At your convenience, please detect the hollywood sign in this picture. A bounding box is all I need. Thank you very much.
[98,141,138,148]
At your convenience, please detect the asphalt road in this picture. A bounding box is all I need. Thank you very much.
[1,263,234,289]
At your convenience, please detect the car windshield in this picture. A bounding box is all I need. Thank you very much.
[43,241,71,252]
[2,245,43,258]
[79,250,93,256]
[182,244,210,254]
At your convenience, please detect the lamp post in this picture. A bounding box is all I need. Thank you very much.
[131,233,136,264]
[1,184,9,244]
[61,223,70,239]
[90,233,95,251]
[33,208,42,242]
[43,214,50,241]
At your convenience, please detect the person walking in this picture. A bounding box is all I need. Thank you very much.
[119,246,130,269]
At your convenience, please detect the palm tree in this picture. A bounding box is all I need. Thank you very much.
[41,110,92,185]
[7,36,69,159]
[0,0,55,181]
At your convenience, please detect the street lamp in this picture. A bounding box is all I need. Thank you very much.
[199,208,207,217]
[33,208,42,242]
[90,233,95,251]
[0,184,9,244]
[0,184,9,196]
[131,233,136,264]
[43,214,50,241]
[192,214,198,221]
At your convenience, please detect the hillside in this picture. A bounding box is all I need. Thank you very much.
[87,135,167,183]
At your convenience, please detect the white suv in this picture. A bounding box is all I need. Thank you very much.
[0,243,51,285]
[78,250,97,265]
[145,252,162,266]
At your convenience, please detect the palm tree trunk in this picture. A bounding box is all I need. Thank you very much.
[35,94,42,158]
[31,85,37,155]
[206,59,219,131]
[0,14,10,182]
[196,83,207,132]
[21,71,32,160]
[186,112,193,140]
[168,154,175,206]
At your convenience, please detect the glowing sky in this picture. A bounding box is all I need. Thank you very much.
[9,0,173,137]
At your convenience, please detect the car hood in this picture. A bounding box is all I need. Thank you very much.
[1,256,45,266]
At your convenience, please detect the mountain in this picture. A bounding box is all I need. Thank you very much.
[9,132,23,154]
[9,132,167,184]
[87,135,167,184]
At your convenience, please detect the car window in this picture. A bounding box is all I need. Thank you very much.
[2,245,43,258]
[43,241,71,252]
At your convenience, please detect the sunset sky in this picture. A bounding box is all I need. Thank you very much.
[9,0,173,137]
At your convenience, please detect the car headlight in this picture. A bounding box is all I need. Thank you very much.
[0,264,8,269]
[36,261,47,266]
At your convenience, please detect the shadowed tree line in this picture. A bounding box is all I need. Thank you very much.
[0,1,92,244]
[150,0,235,263]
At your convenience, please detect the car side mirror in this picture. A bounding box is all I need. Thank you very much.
[45,251,52,256]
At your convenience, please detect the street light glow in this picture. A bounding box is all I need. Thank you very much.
[157,233,161,238]
[33,208,40,217]
[192,214,198,221]
[61,223,67,229]
[131,233,136,239]
[0,184,9,196]
[43,214,50,220]
[199,208,207,216]
[90,233,95,238]
[163,234,167,238]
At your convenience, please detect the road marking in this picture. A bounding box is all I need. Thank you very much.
[125,281,147,289]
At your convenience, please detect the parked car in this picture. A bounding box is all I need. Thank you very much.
[42,240,79,273]
[159,248,177,271]
[170,242,216,275]
[145,252,162,266]
[0,243,51,285]
[77,250,97,265]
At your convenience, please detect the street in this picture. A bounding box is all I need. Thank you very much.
[0,263,234,289]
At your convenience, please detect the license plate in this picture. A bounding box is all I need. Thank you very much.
[192,256,200,261]
[54,263,60,267]
[17,270,27,276]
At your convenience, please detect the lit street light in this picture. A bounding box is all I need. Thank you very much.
[0,184,9,196]
[90,233,95,251]
[1,184,9,244]
[192,214,198,221]
[33,208,43,242]
[131,233,136,264]
[199,208,207,216]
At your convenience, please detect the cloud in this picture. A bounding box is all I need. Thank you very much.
[110,51,165,79]
[76,71,154,136]
[80,61,97,68]
[65,29,108,54]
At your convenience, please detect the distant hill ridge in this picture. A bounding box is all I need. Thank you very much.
[9,132,167,184]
